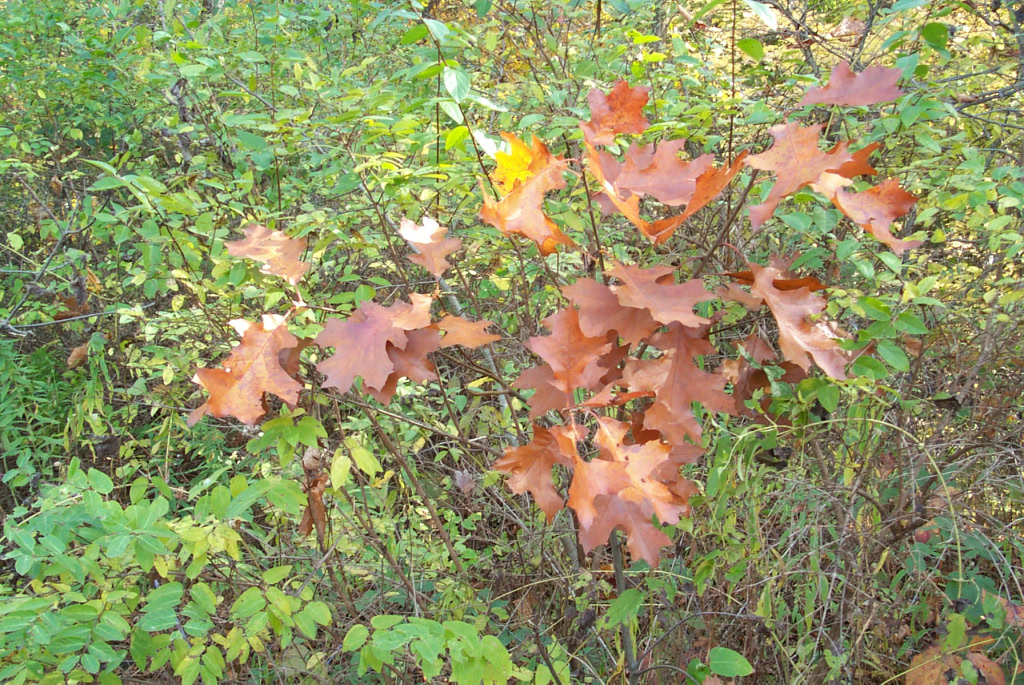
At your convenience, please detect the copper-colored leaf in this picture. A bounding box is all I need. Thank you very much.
[366,327,441,404]
[493,424,580,522]
[315,294,433,395]
[622,323,735,445]
[561,277,660,346]
[745,122,855,229]
[526,308,612,394]
[615,141,715,206]
[835,141,880,178]
[725,270,828,292]
[832,179,921,255]
[189,314,303,426]
[436,315,500,348]
[399,216,462,277]
[608,261,715,328]
[297,472,329,540]
[748,263,849,379]
[580,80,650,145]
[514,364,571,418]
[570,417,694,566]
[225,223,310,285]
[67,343,88,368]
[479,134,575,255]
[54,295,90,321]
[906,643,1005,685]
[800,60,904,107]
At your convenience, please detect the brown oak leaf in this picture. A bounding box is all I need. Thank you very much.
[800,60,904,107]
[561,277,660,346]
[366,327,441,404]
[514,364,571,418]
[615,141,715,206]
[399,216,462,277]
[748,263,850,379]
[436,315,500,348]
[297,471,329,541]
[580,80,650,145]
[745,122,855,229]
[225,223,310,285]
[493,424,581,522]
[608,261,715,328]
[526,308,612,394]
[67,343,88,368]
[315,294,433,395]
[189,314,303,426]
[832,179,920,255]
[622,323,735,445]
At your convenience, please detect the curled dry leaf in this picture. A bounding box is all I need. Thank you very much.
[906,643,1005,685]
[526,308,612,395]
[615,140,715,206]
[748,263,850,379]
[365,327,441,405]
[800,60,904,107]
[54,295,90,321]
[225,223,310,285]
[580,80,651,145]
[399,216,462,277]
[561,277,659,346]
[436,315,500,348]
[297,471,329,541]
[832,178,921,255]
[67,343,89,368]
[189,314,303,426]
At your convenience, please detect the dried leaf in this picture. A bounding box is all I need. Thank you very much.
[67,343,88,368]
[436,315,500,348]
[832,179,920,255]
[608,261,715,328]
[580,80,651,145]
[526,308,612,394]
[493,424,580,522]
[561,277,660,346]
[399,216,462,277]
[800,60,904,107]
[225,223,310,285]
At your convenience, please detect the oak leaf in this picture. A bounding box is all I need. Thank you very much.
[745,122,854,229]
[67,343,88,368]
[399,216,462,277]
[832,179,920,255]
[615,141,715,206]
[608,261,715,328]
[189,314,303,426]
[561,277,660,346]
[514,364,571,418]
[526,308,612,394]
[580,80,650,145]
[366,327,441,404]
[479,134,575,255]
[54,295,90,321]
[436,315,500,348]
[225,223,310,285]
[748,263,849,379]
[622,323,735,445]
[800,60,904,107]
[297,471,329,540]
[315,294,433,395]
[493,424,580,522]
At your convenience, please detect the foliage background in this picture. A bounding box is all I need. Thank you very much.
[1,0,1022,683]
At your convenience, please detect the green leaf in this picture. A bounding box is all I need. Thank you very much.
[400,25,428,45]
[737,38,764,62]
[230,587,266,620]
[348,440,381,478]
[423,18,449,42]
[443,67,470,104]
[343,624,369,651]
[895,312,928,335]
[445,126,469,150]
[858,297,891,321]
[891,0,929,11]
[742,0,777,30]
[851,356,889,380]
[817,383,840,413]
[87,468,113,494]
[263,565,293,584]
[474,0,493,17]
[235,130,268,151]
[877,340,910,372]
[304,600,332,625]
[89,176,128,191]
[709,646,754,677]
[602,589,643,628]
[921,22,949,49]
[944,613,967,651]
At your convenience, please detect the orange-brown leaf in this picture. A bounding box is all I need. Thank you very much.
[189,314,303,426]
[493,424,580,522]
[608,261,715,328]
[615,141,715,206]
[622,323,735,445]
[399,216,462,277]
[561,277,659,346]
[366,327,441,404]
[315,294,433,394]
[225,224,310,285]
[514,364,571,418]
[580,80,650,145]
[527,308,612,394]
[479,134,574,255]
[67,343,88,368]
[436,315,500,348]
[748,263,850,379]
[832,179,920,255]
[835,141,880,178]
[54,295,90,321]
[297,472,329,540]
[745,122,854,229]
[800,60,904,107]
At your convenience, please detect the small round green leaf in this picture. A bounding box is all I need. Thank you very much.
[709,646,754,677]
